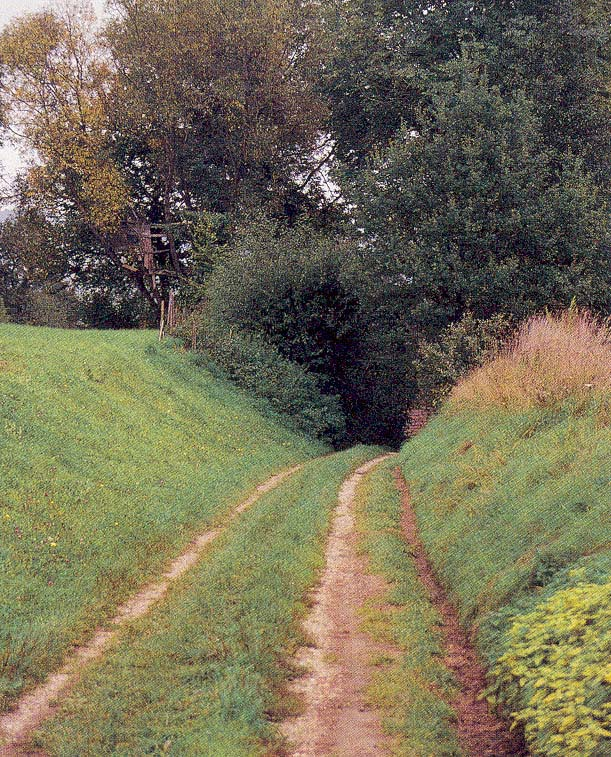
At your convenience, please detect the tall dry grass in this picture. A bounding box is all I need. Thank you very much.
[451,310,611,409]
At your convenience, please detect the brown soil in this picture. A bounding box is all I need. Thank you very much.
[0,465,302,757]
[280,455,397,757]
[394,468,527,757]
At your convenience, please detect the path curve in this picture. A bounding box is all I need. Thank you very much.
[0,465,303,756]
[394,468,526,757]
[281,454,396,757]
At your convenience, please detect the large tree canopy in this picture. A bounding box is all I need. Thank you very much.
[0,0,329,310]
[350,56,611,334]
[323,0,611,175]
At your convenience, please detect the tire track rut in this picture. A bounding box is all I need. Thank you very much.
[394,467,526,756]
[281,455,396,757]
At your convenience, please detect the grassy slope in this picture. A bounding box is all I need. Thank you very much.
[356,460,460,756]
[400,402,611,628]
[0,325,325,710]
[34,447,380,756]
[400,399,611,754]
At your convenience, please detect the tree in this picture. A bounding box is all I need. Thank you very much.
[0,4,161,308]
[205,218,359,389]
[348,56,611,341]
[0,0,331,317]
[324,0,611,180]
[105,0,329,217]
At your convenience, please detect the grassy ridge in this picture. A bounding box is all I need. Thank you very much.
[34,446,380,756]
[0,325,324,710]
[400,314,611,756]
[400,405,611,627]
[355,460,461,757]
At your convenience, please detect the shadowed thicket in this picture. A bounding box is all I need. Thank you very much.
[452,310,611,409]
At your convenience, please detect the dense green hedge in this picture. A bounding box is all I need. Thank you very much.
[190,326,346,445]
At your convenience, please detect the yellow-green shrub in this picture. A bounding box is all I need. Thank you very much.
[487,577,611,756]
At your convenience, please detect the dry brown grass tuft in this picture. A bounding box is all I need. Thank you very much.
[451,310,611,409]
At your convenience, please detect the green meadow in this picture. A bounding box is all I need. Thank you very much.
[33,447,379,756]
[0,325,324,710]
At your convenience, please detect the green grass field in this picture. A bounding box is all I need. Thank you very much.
[32,446,380,756]
[355,460,461,756]
[400,399,611,755]
[0,325,325,711]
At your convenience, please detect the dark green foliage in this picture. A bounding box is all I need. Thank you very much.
[349,57,611,332]
[206,220,359,385]
[192,325,346,444]
[19,284,76,328]
[325,0,611,178]
[202,218,414,445]
[321,0,424,169]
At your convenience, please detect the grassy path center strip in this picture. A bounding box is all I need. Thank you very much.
[0,465,302,755]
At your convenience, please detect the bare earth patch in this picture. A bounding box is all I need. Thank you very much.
[0,465,302,757]
[394,468,527,757]
[280,455,396,757]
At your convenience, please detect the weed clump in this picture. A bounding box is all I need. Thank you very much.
[452,310,611,409]
[487,579,611,757]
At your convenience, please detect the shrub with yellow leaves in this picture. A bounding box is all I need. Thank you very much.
[487,579,611,756]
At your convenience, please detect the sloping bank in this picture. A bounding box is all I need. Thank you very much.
[399,312,611,757]
[0,325,325,713]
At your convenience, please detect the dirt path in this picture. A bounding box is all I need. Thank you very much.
[281,455,397,757]
[394,468,526,757]
[0,465,302,757]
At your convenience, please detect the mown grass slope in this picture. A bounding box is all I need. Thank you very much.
[0,325,325,710]
[400,313,611,756]
[33,447,380,756]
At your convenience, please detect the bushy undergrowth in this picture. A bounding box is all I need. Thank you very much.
[414,313,513,409]
[400,311,611,756]
[0,325,324,712]
[34,447,379,756]
[356,461,461,756]
[190,325,346,444]
[488,576,611,756]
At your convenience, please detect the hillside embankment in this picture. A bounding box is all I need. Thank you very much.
[400,312,611,756]
[0,325,324,717]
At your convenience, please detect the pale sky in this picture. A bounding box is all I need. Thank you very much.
[0,0,107,185]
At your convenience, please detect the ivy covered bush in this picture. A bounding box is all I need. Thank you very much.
[487,576,611,756]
